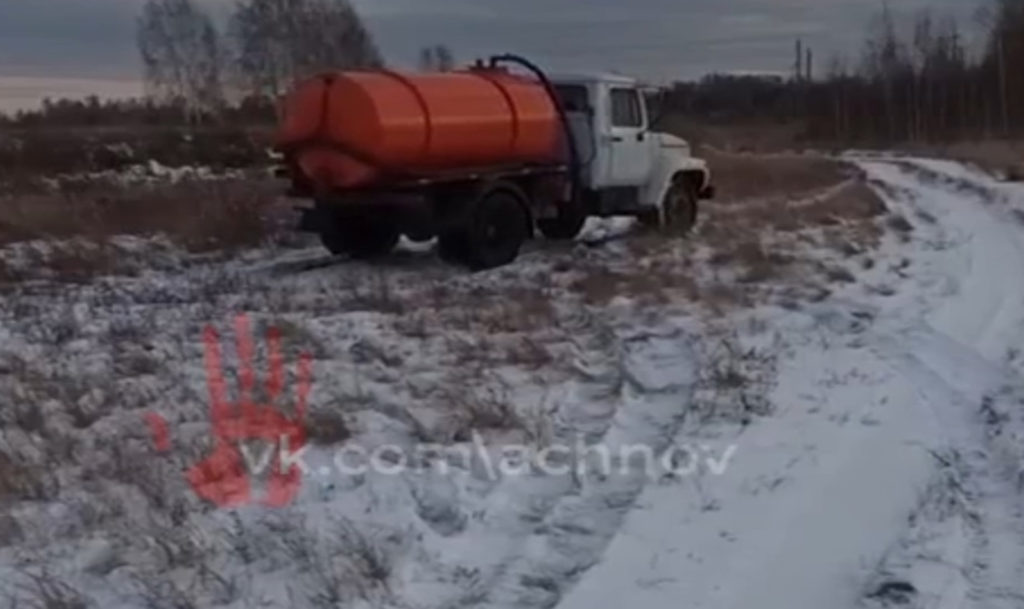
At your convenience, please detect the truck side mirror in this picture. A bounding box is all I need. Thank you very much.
[645,89,668,130]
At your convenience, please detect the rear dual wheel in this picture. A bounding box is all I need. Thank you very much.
[441,184,529,271]
[537,200,587,240]
[319,212,400,259]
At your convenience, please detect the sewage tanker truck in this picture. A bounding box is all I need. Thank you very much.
[276,55,714,269]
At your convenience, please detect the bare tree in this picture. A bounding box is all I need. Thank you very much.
[419,45,456,72]
[137,0,224,120]
[230,0,383,99]
[982,0,1024,135]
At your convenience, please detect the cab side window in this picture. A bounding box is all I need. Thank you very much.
[610,88,643,128]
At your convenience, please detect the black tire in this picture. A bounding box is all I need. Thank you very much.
[640,178,698,233]
[319,221,349,256]
[538,201,587,240]
[462,187,529,270]
[319,212,399,259]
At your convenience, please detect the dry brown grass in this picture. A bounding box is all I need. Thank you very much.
[0,240,135,285]
[424,286,558,334]
[694,170,888,311]
[704,177,886,244]
[565,154,881,315]
[0,450,56,503]
[709,240,794,284]
[0,178,285,284]
[662,116,807,153]
[704,149,850,203]
[0,178,280,252]
[571,265,699,307]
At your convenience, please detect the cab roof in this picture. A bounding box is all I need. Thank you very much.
[547,72,638,86]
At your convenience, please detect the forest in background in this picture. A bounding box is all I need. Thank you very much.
[667,0,1024,144]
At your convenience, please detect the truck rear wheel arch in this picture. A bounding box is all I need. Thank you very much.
[676,170,705,196]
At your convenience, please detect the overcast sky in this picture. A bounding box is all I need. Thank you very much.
[0,0,984,83]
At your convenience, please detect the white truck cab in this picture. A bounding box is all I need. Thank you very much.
[549,72,714,228]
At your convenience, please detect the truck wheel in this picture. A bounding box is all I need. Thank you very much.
[641,179,698,233]
[463,187,529,270]
[319,214,399,259]
[537,203,586,240]
[319,223,349,256]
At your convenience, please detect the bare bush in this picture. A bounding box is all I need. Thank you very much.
[144,519,212,571]
[304,408,351,446]
[274,515,395,606]
[132,576,200,609]
[0,449,60,502]
[886,214,915,234]
[335,517,395,585]
[444,386,526,441]
[694,335,779,424]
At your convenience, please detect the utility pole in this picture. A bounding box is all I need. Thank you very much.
[806,48,813,82]
[795,39,804,82]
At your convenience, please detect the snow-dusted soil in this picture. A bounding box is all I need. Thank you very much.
[2,157,1024,609]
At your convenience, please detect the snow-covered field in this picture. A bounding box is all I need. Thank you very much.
[2,157,1024,609]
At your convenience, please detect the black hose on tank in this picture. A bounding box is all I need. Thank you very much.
[488,54,582,211]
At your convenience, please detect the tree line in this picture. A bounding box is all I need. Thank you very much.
[666,0,1024,144]
[0,0,459,127]
[0,0,460,128]
[136,0,383,121]
[0,94,277,128]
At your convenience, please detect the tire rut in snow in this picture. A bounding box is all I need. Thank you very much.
[479,324,697,609]
[851,157,1024,608]
[868,322,1024,609]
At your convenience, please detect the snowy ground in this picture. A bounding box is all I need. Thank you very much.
[2,157,1024,609]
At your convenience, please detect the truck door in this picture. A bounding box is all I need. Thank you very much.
[605,87,654,187]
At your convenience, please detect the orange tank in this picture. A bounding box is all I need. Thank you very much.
[276,69,564,190]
